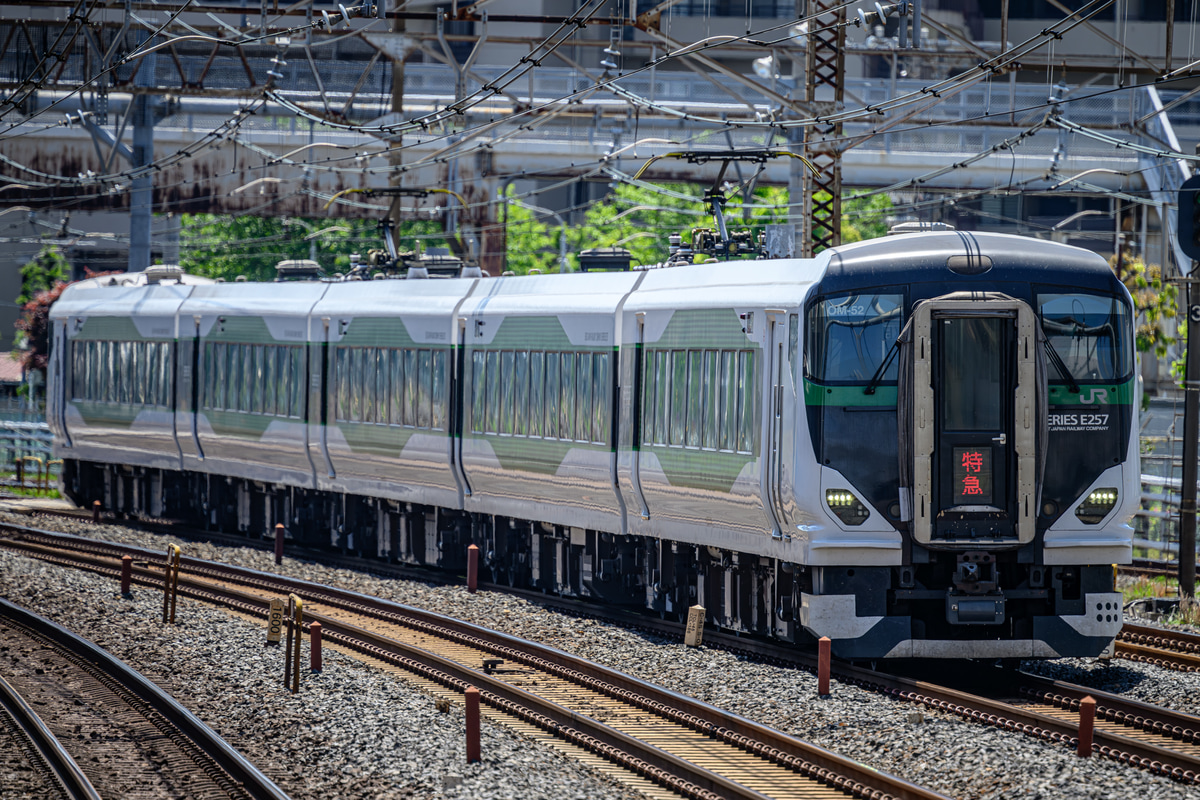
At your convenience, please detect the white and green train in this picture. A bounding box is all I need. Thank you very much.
[48,230,1137,659]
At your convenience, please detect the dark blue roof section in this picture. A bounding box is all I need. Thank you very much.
[817,232,1123,299]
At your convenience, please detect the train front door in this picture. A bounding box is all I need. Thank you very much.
[909,294,1039,547]
[934,313,1014,539]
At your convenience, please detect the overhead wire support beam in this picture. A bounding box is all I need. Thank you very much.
[801,0,846,257]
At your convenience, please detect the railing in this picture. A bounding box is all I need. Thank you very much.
[0,421,57,494]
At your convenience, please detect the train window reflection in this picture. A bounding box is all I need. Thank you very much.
[1037,292,1132,382]
[807,292,903,383]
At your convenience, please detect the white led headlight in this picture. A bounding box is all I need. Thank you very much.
[825,489,869,526]
[1075,488,1118,525]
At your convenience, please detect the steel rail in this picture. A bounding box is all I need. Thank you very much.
[0,596,293,800]
[7,514,1200,784]
[0,526,948,800]
[0,673,102,800]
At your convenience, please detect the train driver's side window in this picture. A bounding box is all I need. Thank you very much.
[806,292,904,384]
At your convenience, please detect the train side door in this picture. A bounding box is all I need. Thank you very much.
[910,295,1037,547]
[51,319,70,446]
[762,310,789,538]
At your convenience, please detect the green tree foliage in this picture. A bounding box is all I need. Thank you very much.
[1108,252,1177,360]
[178,214,447,281]
[499,183,895,274]
[19,245,69,306]
[179,188,897,281]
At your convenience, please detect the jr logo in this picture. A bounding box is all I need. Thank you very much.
[1077,388,1109,404]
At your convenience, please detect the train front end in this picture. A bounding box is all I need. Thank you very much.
[797,232,1137,659]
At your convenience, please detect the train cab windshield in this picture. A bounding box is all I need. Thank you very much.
[1036,291,1133,382]
[805,292,904,383]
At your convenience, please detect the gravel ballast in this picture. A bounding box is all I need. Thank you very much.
[3,509,1200,800]
[0,546,643,800]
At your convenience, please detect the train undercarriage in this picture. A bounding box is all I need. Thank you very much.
[62,458,1117,659]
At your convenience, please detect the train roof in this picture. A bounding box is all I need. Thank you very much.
[813,231,1122,295]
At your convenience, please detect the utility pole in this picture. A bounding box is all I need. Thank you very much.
[1182,276,1199,597]
[1175,173,1200,596]
[388,0,406,254]
[128,32,157,271]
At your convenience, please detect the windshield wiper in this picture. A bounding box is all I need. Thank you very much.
[1043,339,1080,394]
[863,337,901,395]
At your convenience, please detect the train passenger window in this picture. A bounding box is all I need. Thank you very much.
[115,342,129,404]
[89,342,98,401]
[73,343,85,400]
[529,352,544,437]
[501,350,515,434]
[107,342,118,403]
[789,314,799,364]
[365,348,379,423]
[374,349,387,424]
[669,351,687,446]
[74,343,84,400]
[155,343,167,407]
[353,348,367,421]
[545,354,560,439]
[514,351,529,436]
[239,346,252,412]
[291,347,304,418]
[263,347,277,416]
[334,348,348,420]
[484,350,499,433]
[686,351,703,448]
[211,344,224,409]
[576,353,592,442]
[702,351,718,450]
[391,349,405,426]
[559,353,574,441]
[432,350,446,430]
[285,346,297,417]
[416,350,432,429]
[150,344,161,407]
[225,345,239,411]
[593,353,609,444]
[253,346,266,414]
[721,351,736,451]
[381,348,393,424]
[806,292,904,383]
[1037,292,1132,382]
[471,352,485,433]
[135,343,147,406]
[276,348,288,418]
[737,351,756,454]
[403,350,417,425]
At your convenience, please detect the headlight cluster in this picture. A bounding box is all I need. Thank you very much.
[826,490,869,526]
[1075,488,1118,524]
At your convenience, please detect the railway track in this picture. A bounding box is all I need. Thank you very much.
[0,523,947,800]
[1118,623,1200,672]
[0,671,101,800]
[0,595,290,800]
[6,503,1200,788]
